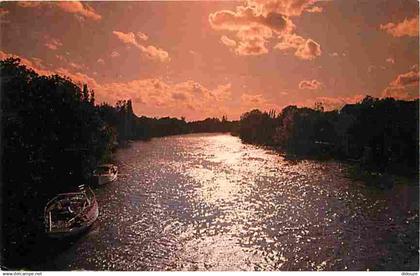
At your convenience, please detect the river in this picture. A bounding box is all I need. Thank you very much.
[34,133,418,271]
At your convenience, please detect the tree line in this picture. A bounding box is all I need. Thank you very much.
[238,97,418,175]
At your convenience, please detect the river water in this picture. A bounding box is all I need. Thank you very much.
[37,133,418,271]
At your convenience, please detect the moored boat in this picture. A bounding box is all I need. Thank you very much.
[44,185,99,238]
[92,164,118,185]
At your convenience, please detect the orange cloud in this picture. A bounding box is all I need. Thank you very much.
[17,1,101,21]
[220,35,237,47]
[275,34,321,60]
[110,51,120,58]
[382,68,419,100]
[382,86,410,100]
[0,50,55,76]
[112,30,170,62]
[380,16,419,37]
[294,94,365,110]
[299,79,322,90]
[239,93,280,113]
[209,1,322,59]
[236,36,268,56]
[137,32,149,41]
[390,70,419,87]
[241,93,267,106]
[98,79,232,119]
[386,57,395,64]
[246,0,322,17]
[44,37,63,50]
[306,6,323,13]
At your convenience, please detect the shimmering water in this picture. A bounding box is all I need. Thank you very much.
[41,133,419,271]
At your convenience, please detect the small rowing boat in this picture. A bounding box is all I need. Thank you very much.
[44,185,98,238]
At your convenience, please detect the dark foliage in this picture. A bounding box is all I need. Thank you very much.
[1,58,115,267]
[238,96,419,174]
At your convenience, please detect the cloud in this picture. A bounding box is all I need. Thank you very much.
[382,68,419,100]
[220,35,237,47]
[294,38,321,60]
[380,16,419,37]
[390,70,419,87]
[294,94,365,110]
[98,79,232,119]
[246,0,323,17]
[298,79,322,90]
[0,50,54,76]
[44,37,63,50]
[110,51,120,58]
[274,34,321,60]
[236,36,269,56]
[137,32,149,41]
[241,93,267,106]
[382,86,410,100]
[112,30,170,62]
[209,6,294,33]
[18,1,101,21]
[385,57,395,64]
[139,45,170,63]
[112,31,137,45]
[306,6,323,13]
[209,0,322,59]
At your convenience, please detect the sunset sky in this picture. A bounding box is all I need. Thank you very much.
[0,0,418,120]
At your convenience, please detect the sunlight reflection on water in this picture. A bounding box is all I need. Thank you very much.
[47,133,418,271]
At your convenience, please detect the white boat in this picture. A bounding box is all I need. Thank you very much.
[92,164,118,185]
[44,185,99,238]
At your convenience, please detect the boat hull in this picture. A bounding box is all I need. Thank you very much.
[46,198,99,239]
[94,173,117,185]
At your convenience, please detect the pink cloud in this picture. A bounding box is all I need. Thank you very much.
[390,70,419,87]
[110,51,120,58]
[246,0,323,17]
[306,6,323,13]
[0,50,54,76]
[274,34,321,60]
[294,94,365,110]
[112,30,170,62]
[386,57,395,64]
[98,79,232,119]
[137,32,149,41]
[44,37,63,50]
[380,16,419,37]
[236,36,269,56]
[220,35,237,47]
[209,0,322,59]
[112,31,137,45]
[18,1,101,21]
[382,68,419,100]
[298,79,322,90]
[241,93,267,106]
